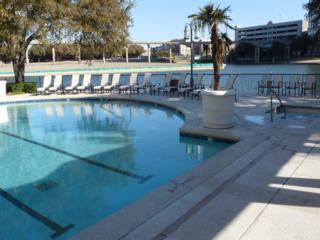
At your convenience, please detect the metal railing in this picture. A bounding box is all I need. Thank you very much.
[270,89,287,123]
[2,72,320,98]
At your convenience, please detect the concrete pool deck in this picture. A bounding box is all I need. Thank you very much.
[1,93,320,240]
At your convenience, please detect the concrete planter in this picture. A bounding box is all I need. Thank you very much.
[201,89,235,129]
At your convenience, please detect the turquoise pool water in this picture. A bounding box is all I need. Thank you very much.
[0,100,230,239]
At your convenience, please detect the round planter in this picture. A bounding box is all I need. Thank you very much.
[201,89,235,129]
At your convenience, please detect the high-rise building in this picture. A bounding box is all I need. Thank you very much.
[235,20,308,42]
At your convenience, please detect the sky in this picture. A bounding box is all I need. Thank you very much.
[129,0,308,42]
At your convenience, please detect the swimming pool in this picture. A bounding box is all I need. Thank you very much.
[0,100,231,239]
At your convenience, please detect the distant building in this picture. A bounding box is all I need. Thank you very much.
[235,20,308,42]
[179,44,191,56]
[153,39,204,57]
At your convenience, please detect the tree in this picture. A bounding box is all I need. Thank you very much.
[189,4,233,90]
[71,0,134,60]
[0,0,68,83]
[305,0,320,28]
[0,0,134,83]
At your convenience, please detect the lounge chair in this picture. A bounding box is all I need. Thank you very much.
[103,73,120,93]
[93,73,109,93]
[285,75,301,96]
[257,74,272,95]
[301,75,317,97]
[191,74,237,100]
[119,73,138,94]
[152,73,172,95]
[76,74,91,93]
[133,73,152,94]
[270,74,284,95]
[221,74,238,101]
[48,75,63,94]
[190,74,205,100]
[163,73,187,95]
[37,75,52,95]
[177,74,191,97]
[64,74,80,94]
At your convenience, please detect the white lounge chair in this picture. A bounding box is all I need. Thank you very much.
[132,72,152,94]
[191,74,206,100]
[77,74,91,93]
[48,75,63,94]
[37,75,52,95]
[93,73,109,93]
[178,73,204,98]
[119,73,138,94]
[177,74,191,96]
[65,74,80,94]
[103,74,120,93]
[221,74,238,90]
[152,73,172,95]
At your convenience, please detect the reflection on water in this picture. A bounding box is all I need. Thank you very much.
[244,115,267,125]
[0,105,8,124]
[0,100,230,240]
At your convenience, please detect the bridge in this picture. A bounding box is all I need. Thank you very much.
[235,39,292,64]
[26,40,212,65]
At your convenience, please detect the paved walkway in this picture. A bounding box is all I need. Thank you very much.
[0,61,210,77]
[1,93,320,240]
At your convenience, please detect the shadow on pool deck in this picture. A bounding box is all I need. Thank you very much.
[72,95,320,240]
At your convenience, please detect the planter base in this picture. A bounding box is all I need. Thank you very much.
[201,90,235,129]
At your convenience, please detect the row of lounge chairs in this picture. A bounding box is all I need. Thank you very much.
[36,73,150,95]
[258,74,318,97]
[151,73,238,100]
[36,72,238,100]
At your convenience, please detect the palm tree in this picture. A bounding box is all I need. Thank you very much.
[189,4,233,90]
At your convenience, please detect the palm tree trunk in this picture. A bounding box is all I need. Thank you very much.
[211,24,220,90]
[213,63,220,90]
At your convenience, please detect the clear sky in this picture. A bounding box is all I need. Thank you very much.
[129,0,308,42]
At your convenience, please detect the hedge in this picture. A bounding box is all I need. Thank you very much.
[7,82,37,94]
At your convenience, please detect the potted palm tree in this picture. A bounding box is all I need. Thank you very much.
[190,4,234,128]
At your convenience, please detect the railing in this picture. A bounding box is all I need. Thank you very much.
[270,89,287,123]
[1,72,320,98]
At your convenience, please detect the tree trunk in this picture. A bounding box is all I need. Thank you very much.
[77,45,81,63]
[211,25,220,90]
[12,51,26,84]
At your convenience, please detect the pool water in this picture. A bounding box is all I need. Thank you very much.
[0,100,230,239]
